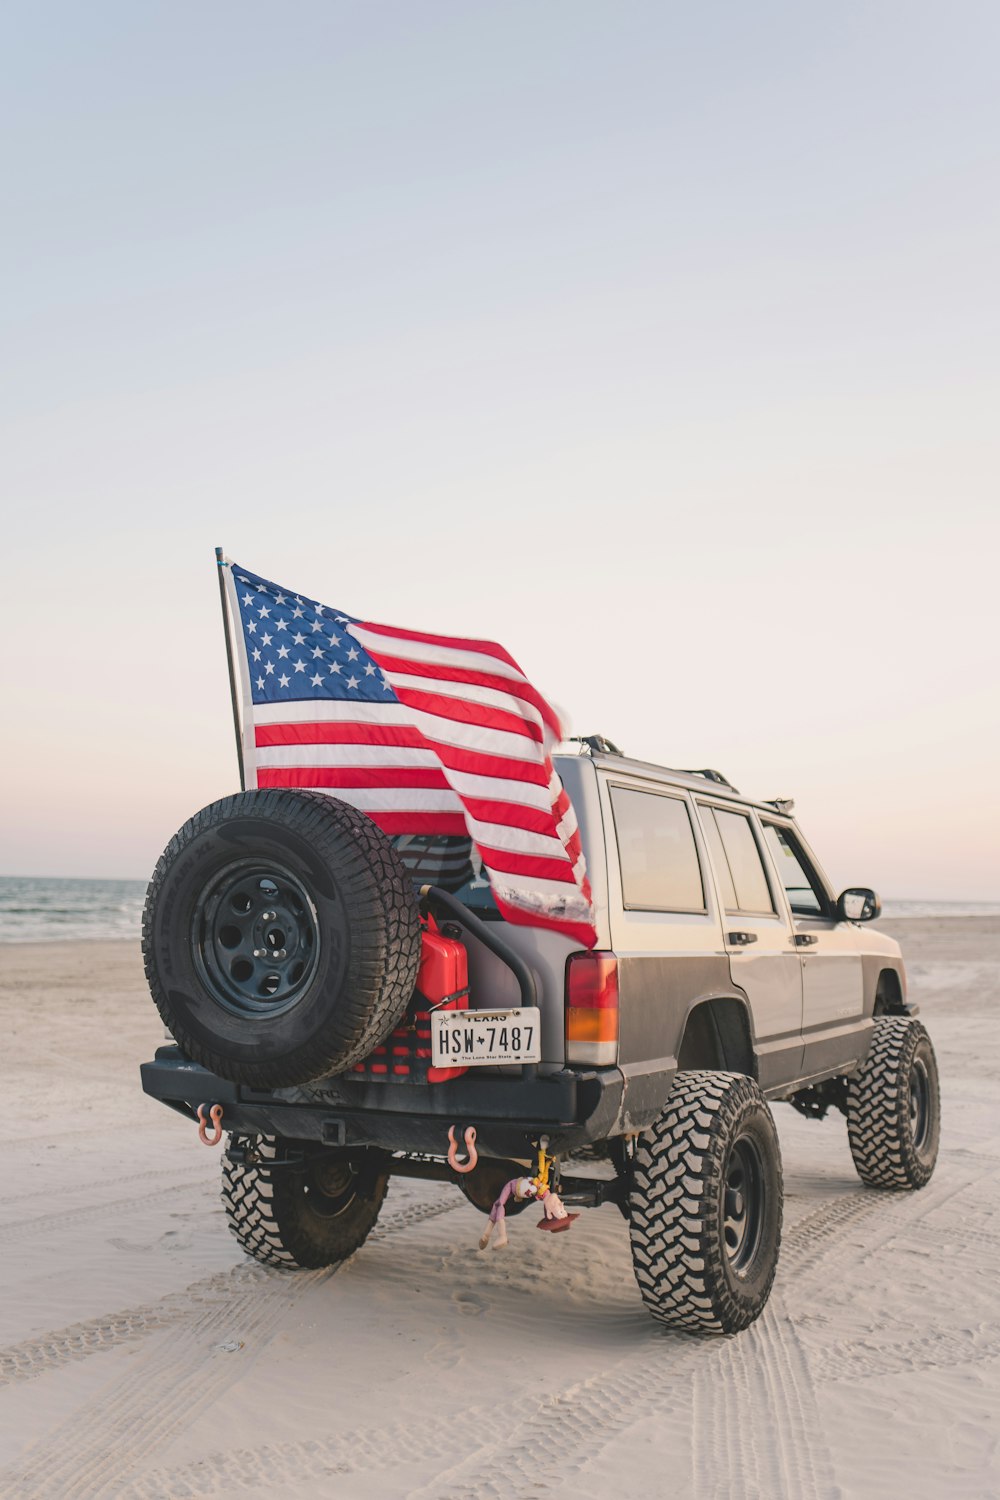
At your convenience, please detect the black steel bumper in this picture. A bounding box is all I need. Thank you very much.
[140,1046,639,1158]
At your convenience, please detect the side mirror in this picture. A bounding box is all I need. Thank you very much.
[837,887,881,922]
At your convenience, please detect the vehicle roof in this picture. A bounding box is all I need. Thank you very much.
[554,747,795,819]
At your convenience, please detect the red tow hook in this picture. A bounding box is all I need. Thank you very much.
[197,1103,224,1146]
[447,1125,478,1174]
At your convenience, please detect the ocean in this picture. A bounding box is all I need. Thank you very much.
[0,876,147,943]
[0,875,997,944]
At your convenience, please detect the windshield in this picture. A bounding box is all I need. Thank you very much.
[390,834,502,919]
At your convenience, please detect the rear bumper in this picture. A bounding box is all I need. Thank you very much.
[140,1046,647,1158]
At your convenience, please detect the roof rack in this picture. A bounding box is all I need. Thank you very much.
[676,768,740,792]
[764,797,795,814]
[568,735,624,756]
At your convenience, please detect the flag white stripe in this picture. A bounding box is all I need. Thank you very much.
[257,744,442,771]
[406,708,549,764]
[256,745,554,815]
[556,807,579,844]
[432,767,553,812]
[253,699,543,765]
[463,816,570,860]
[491,870,594,900]
[349,627,529,685]
[305,787,465,814]
[283,785,569,858]
[255,700,412,727]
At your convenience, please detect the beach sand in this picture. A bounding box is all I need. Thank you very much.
[0,918,997,1498]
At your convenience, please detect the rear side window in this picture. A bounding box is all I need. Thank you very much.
[610,787,705,912]
[699,807,738,909]
[699,807,775,915]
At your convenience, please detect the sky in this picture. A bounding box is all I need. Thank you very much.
[2,1,998,899]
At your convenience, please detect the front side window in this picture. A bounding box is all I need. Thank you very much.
[610,786,705,912]
[701,807,775,915]
[762,824,827,917]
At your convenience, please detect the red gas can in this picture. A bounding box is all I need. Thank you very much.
[352,914,470,1084]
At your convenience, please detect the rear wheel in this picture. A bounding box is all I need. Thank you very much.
[846,1018,940,1189]
[222,1137,388,1268]
[629,1071,783,1334]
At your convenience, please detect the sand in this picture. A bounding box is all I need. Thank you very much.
[0,917,997,1499]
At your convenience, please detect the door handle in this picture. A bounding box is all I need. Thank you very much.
[727,931,758,946]
[794,933,818,947]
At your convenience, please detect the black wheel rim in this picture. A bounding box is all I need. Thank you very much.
[722,1134,766,1276]
[192,859,321,1018]
[909,1055,931,1154]
[302,1159,359,1219]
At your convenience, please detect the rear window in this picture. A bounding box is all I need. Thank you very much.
[391,834,501,919]
[610,786,706,912]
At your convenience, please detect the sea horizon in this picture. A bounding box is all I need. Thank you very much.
[0,874,997,945]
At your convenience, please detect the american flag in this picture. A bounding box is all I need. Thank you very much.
[223,559,597,947]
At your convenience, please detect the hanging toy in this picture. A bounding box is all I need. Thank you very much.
[478,1140,579,1250]
[478,1176,539,1250]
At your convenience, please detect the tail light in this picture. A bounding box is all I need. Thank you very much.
[565,950,619,1066]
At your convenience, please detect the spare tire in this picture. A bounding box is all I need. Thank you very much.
[142,789,421,1088]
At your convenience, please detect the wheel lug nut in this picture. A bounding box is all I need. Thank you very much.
[254,948,264,958]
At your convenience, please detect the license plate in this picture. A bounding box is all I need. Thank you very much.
[430,1007,541,1068]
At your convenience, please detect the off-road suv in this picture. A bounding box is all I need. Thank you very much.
[140,739,940,1334]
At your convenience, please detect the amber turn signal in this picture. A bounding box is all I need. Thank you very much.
[565,950,619,1064]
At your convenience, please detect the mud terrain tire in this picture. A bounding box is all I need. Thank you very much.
[142,789,421,1087]
[629,1071,782,1334]
[847,1017,940,1189]
[222,1136,388,1268]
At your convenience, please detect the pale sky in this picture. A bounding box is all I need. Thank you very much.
[3,1,998,898]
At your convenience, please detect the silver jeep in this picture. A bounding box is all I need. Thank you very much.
[140,738,940,1334]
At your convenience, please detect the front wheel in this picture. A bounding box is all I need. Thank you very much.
[629,1071,783,1334]
[221,1137,388,1268]
[847,1018,941,1189]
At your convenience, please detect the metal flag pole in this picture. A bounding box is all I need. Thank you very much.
[215,546,246,791]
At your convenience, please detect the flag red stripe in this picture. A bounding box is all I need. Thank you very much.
[394,687,543,743]
[475,845,575,883]
[257,767,452,791]
[370,654,561,737]
[553,787,573,821]
[364,811,470,836]
[562,828,584,868]
[255,723,428,750]
[460,796,567,837]
[255,720,551,786]
[256,770,563,838]
[491,895,597,949]
[357,621,521,673]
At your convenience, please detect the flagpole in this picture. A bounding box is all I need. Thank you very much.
[215,546,246,791]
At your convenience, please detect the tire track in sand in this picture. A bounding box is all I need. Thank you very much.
[691,1293,836,1500]
[125,1164,977,1498]
[0,1192,463,1499]
[0,1264,262,1389]
[816,1323,1000,1383]
[8,1160,209,1210]
[0,1172,214,1246]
